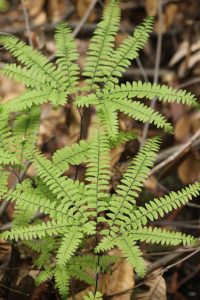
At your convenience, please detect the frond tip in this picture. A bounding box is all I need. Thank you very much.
[106,81,198,107]
[55,23,79,91]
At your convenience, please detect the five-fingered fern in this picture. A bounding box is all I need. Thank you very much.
[0,0,199,299]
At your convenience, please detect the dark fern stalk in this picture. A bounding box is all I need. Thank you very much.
[0,0,199,299]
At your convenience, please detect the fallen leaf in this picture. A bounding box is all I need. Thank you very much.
[68,249,134,300]
[76,0,96,22]
[175,112,200,184]
[178,150,200,184]
[25,0,45,17]
[145,0,157,16]
[134,269,167,300]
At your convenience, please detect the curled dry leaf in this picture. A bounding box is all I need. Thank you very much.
[134,269,167,300]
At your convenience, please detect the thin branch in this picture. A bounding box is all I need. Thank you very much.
[72,0,99,37]
[20,0,33,47]
[141,0,163,146]
[150,129,200,176]
[163,246,200,272]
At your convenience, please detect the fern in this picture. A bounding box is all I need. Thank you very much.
[105,81,198,106]
[54,266,70,298]
[83,0,121,89]
[125,183,200,230]
[83,291,103,300]
[0,168,9,197]
[130,226,197,246]
[52,140,89,174]
[107,138,160,232]
[0,1,199,299]
[0,0,8,11]
[116,237,147,277]
[55,23,79,91]
[56,231,83,266]
[105,17,154,85]
[85,128,110,215]
[0,110,18,165]
[13,106,40,163]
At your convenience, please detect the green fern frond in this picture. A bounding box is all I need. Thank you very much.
[107,138,160,230]
[83,0,120,88]
[83,291,103,300]
[4,89,66,112]
[52,140,89,174]
[0,110,18,165]
[126,182,200,230]
[107,98,172,132]
[109,130,136,147]
[55,23,79,91]
[56,231,83,266]
[24,237,56,254]
[0,168,9,196]
[35,268,54,286]
[105,17,154,85]
[13,107,40,163]
[97,101,119,137]
[85,129,110,214]
[0,35,61,88]
[31,151,87,215]
[75,94,99,108]
[106,81,198,106]
[24,237,56,267]
[1,219,82,241]
[2,64,49,89]
[69,268,95,285]
[54,266,70,299]
[95,235,118,253]
[12,203,34,227]
[115,137,160,201]
[0,0,8,11]
[116,236,147,277]
[6,187,68,221]
[34,180,56,203]
[130,226,198,246]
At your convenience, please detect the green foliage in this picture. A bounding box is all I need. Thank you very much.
[0,0,8,11]
[0,0,199,299]
[55,23,79,91]
[105,17,154,85]
[83,291,103,300]
[83,0,121,88]
[52,140,89,174]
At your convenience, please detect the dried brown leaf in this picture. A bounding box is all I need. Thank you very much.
[145,0,157,16]
[134,269,166,300]
[178,151,200,184]
[68,249,134,300]
[75,0,96,22]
